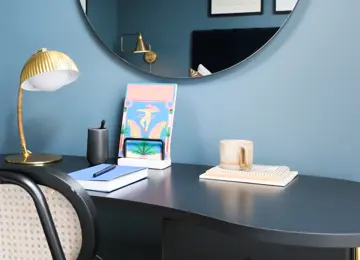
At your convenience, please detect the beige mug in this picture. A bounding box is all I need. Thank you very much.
[220,140,253,171]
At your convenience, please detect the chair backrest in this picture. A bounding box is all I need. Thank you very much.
[0,165,98,260]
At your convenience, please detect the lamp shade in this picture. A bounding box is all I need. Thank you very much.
[133,33,149,53]
[20,48,79,92]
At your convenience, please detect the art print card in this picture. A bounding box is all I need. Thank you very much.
[118,83,177,161]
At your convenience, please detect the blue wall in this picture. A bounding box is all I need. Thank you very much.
[87,0,289,77]
[1,0,360,181]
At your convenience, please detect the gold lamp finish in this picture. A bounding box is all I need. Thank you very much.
[5,48,79,165]
[144,51,157,64]
[133,33,149,53]
[120,33,158,64]
[133,33,158,64]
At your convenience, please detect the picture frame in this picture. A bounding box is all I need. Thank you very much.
[274,0,298,14]
[118,83,177,162]
[209,0,263,17]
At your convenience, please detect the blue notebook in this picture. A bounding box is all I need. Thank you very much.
[69,164,148,192]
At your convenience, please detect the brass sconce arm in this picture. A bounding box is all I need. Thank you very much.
[120,33,137,52]
[120,33,157,65]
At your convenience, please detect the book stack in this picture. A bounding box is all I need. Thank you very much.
[69,164,148,193]
[199,164,298,187]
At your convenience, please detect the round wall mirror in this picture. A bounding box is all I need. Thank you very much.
[80,0,299,79]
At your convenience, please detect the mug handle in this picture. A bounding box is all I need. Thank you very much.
[239,146,249,170]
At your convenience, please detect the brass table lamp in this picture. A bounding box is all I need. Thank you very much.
[5,48,79,165]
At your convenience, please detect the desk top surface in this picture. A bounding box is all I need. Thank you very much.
[3,155,360,248]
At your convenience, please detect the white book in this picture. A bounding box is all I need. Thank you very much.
[199,165,298,187]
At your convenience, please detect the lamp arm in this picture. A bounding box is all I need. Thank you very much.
[120,36,124,52]
[17,86,31,157]
[120,33,140,52]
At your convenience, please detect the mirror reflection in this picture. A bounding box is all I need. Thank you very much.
[80,0,298,78]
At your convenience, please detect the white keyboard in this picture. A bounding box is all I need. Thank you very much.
[199,165,298,187]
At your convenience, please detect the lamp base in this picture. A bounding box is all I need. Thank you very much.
[5,153,62,165]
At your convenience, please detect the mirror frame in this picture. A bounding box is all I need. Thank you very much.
[79,0,299,79]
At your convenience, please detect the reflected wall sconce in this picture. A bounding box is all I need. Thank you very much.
[120,33,157,64]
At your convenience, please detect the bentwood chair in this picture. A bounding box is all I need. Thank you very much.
[0,165,99,260]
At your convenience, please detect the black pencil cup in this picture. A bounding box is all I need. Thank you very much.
[87,128,109,166]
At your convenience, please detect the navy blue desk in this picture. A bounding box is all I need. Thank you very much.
[3,155,360,260]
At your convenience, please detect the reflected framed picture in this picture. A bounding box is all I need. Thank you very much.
[80,0,87,14]
[209,0,263,17]
[274,0,298,14]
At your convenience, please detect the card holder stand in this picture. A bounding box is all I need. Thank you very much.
[117,137,171,170]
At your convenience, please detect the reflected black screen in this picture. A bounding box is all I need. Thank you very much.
[191,27,280,73]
